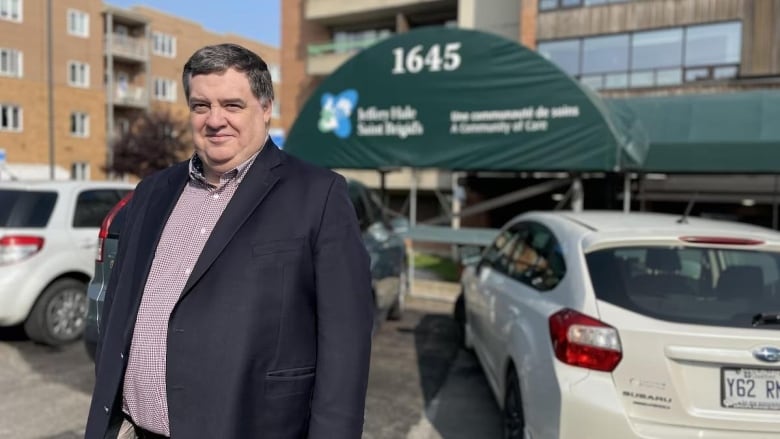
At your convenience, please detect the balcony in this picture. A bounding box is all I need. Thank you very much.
[104,34,148,62]
[307,37,387,76]
[305,0,455,24]
[112,85,147,109]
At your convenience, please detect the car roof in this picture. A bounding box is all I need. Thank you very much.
[520,210,780,247]
[0,180,136,190]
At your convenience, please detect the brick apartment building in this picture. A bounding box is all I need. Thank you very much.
[0,0,281,180]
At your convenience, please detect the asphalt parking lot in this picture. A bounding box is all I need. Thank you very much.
[0,294,502,439]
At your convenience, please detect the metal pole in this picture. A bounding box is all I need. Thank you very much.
[47,0,55,180]
[407,168,418,297]
[623,173,631,213]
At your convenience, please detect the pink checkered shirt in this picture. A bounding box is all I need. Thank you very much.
[122,151,259,436]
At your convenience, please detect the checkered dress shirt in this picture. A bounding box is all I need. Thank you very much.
[122,151,259,436]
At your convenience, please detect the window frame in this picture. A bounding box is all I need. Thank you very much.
[70,111,89,137]
[0,103,22,132]
[153,77,177,102]
[0,0,22,23]
[152,31,177,58]
[67,61,90,88]
[0,48,22,77]
[67,8,89,38]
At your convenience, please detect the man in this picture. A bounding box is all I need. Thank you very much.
[85,43,374,439]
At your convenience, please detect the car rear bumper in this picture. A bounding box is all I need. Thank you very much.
[558,369,779,439]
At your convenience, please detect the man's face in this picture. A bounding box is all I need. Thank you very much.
[187,68,271,180]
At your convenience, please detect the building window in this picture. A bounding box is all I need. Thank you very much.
[153,78,177,102]
[538,21,741,90]
[71,161,90,180]
[152,32,176,57]
[0,104,21,131]
[0,48,22,77]
[540,0,632,11]
[68,61,90,87]
[268,64,281,83]
[684,21,742,82]
[538,39,580,76]
[67,9,89,37]
[70,112,89,137]
[272,100,280,118]
[0,0,22,22]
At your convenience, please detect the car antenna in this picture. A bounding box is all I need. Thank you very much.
[677,193,697,224]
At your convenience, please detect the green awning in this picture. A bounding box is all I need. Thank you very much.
[286,27,648,172]
[607,91,780,174]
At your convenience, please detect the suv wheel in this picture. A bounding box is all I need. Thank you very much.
[25,278,88,346]
[504,368,525,439]
[388,261,408,321]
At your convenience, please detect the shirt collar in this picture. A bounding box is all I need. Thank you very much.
[188,148,261,189]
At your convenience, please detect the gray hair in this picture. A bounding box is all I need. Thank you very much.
[182,43,274,103]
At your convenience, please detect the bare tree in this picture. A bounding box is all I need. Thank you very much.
[107,110,190,179]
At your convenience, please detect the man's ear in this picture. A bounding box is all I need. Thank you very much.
[262,99,273,125]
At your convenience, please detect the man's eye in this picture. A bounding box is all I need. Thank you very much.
[226,104,242,111]
[191,104,209,113]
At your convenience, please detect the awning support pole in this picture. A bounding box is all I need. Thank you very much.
[623,173,631,213]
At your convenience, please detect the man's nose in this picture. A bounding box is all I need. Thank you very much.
[206,107,227,127]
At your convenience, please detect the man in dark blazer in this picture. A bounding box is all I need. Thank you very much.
[85,43,374,439]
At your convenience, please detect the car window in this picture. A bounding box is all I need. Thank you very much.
[508,222,566,291]
[73,189,127,228]
[0,190,58,227]
[482,225,525,275]
[587,245,780,329]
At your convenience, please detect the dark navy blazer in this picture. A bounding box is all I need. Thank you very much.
[85,141,374,438]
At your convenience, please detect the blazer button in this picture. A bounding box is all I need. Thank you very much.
[120,352,124,359]
[104,406,109,414]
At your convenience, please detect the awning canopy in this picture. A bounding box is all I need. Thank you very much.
[285,27,648,172]
[606,90,780,174]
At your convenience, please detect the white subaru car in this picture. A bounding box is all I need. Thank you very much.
[0,180,134,345]
[460,210,780,439]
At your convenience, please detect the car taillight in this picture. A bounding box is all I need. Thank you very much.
[0,235,45,265]
[679,236,764,246]
[549,309,622,372]
[96,191,134,262]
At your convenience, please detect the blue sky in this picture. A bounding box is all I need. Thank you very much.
[106,1,281,47]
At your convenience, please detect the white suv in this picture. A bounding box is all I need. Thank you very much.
[461,211,780,438]
[0,180,134,345]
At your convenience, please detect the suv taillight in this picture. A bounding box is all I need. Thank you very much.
[549,309,622,372]
[0,235,45,265]
[96,191,134,262]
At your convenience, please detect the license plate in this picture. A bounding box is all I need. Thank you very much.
[722,367,780,410]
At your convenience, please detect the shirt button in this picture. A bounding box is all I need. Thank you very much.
[200,228,207,234]
[184,267,192,275]
[212,194,219,199]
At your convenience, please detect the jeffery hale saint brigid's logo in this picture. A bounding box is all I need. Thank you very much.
[318,89,359,139]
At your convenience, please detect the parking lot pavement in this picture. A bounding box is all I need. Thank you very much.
[0,327,93,439]
[0,292,501,439]
[365,295,502,439]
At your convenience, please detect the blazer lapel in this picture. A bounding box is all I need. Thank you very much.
[180,141,284,297]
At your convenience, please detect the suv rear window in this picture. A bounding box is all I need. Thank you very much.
[0,190,58,227]
[587,245,780,329]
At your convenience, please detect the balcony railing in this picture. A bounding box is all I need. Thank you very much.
[104,34,148,61]
[112,85,147,108]
[307,36,389,56]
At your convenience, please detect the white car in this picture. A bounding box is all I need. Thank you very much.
[460,210,780,439]
[0,180,134,345]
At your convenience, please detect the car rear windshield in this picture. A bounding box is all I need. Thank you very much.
[0,190,57,227]
[587,245,780,329]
